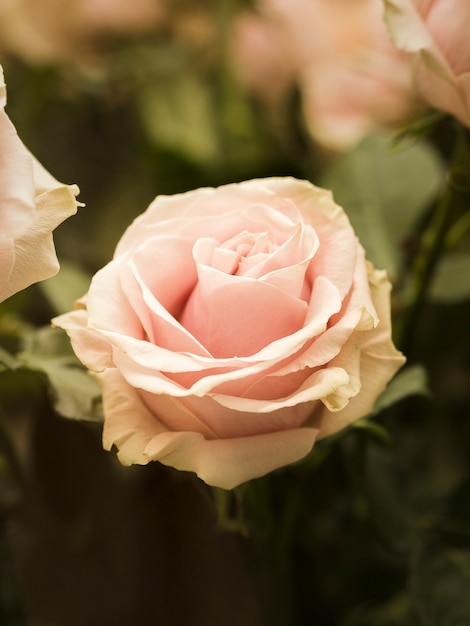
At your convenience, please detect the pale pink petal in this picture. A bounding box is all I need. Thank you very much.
[86,258,147,341]
[180,262,308,357]
[114,179,308,258]
[0,68,5,109]
[0,185,78,302]
[141,385,316,439]
[52,304,114,372]
[0,239,15,298]
[0,102,36,238]
[147,427,319,490]
[100,369,320,489]
[315,268,405,437]
[121,256,211,357]
[109,274,342,399]
[211,366,351,414]
[315,348,405,438]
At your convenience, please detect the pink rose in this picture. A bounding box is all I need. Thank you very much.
[53,178,404,489]
[384,0,470,126]
[0,66,79,303]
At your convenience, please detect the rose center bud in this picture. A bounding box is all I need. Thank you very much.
[179,224,317,359]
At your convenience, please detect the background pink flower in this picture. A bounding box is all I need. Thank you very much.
[233,0,419,151]
[384,0,470,126]
[0,0,165,65]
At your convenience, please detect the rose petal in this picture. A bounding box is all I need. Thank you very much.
[0,185,79,302]
[180,259,308,357]
[0,239,15,297]
[114,179,306,257]
[109,274,342,398]
[0,98,36,238]
[315,267,406,437]
[100,368,320,489]
[53,303,114,372]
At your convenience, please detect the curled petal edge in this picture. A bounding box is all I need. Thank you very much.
[100,369,320,489]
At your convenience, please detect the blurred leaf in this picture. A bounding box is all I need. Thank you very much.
[306,366,429,454]
[19,327,102,423]
[445,480,470,530]
[344,592,415,626]
[0,346,20,371]
[363,444,416,557]
[411,533,470,625]
[138,73,219,165]
[322,132,444,279]
[40,260,91,315]
[351,419,392,445]
[430,251,470,303]
[370,364,430,416]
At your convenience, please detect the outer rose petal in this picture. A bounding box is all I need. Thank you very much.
[0,64,79,302]
[0,184,79,302]
[101,369,321,490]
[53,298,114,372]
[313,267,406,437]
[0,66,36,237]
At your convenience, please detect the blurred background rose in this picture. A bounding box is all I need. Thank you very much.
[232,0,422,151]
[384,0,470,127]
[0,0,166,67]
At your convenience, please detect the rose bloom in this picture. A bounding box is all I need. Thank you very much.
[0,66,79,303]
[53,178,404,490]
[384,0,470,127]
[233,0,419,151]
[0,0,165,65]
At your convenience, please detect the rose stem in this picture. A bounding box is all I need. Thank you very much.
[398,124,470,358]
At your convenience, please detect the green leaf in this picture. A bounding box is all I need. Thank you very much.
[370,364,430,416]
[343,593,414,626]
[350,419,392,445]
[138,73,219,165]
[430,251,470,303]
[0,346,20,371]
[40,260,91,314]
[321,132,444,279]
[19,326,102,422]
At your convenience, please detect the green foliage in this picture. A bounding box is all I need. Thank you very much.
[410,480,470,625]
[322,132,444,279]
[138,71,220,166]
[430,251,470,303]
[411,531,470,625]
[370,364,430,416]
[19,327,102,423]
[0,346,21,372]
[40,260,91,315]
